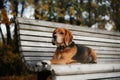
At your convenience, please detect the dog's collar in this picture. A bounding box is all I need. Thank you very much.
[57,42,75,51]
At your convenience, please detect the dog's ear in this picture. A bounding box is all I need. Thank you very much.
[64,28,73,46]
[52,29,56,45]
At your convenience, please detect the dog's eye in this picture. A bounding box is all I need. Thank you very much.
[60,32,64,35]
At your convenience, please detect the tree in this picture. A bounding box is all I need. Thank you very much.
[21,0,25,17]
[0,25,5,44]
[0,0,12,45]
[0,0,5,44]
[10,0,19,17]
[110,0,120,31]
[87,0,92,27]
[9,0,19,52]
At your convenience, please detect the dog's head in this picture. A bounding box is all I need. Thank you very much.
[52,28,73,46]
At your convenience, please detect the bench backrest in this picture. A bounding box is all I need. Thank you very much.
[17,18,120,71]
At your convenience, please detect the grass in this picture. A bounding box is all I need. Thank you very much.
[0,74,37,80]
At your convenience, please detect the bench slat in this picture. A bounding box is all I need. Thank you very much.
[19,29,52,37]
[98,55,120,59]
[74,36,120,43]
[24,56,52,61]
[72,31,120,40]
[19,24,54,32]
[20,47,55,52]
[54,72,120,80]
[96,51,120,55]
[97,59,120,63]
[20,35,51,42]
[22,52,54,57]
[20,41,54,47]
[92,46,120,51]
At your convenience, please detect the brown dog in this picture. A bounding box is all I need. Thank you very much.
[42,28,97,65]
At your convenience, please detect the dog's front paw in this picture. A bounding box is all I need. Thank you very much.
[42,60,51,65]
[42,60,51,70]
[36,62,43,66]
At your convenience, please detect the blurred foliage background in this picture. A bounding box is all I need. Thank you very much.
[0,41,28,76]
[0,0,120,76]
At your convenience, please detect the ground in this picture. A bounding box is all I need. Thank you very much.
[0,74,37,80]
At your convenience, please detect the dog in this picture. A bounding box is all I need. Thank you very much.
[41,27,97,65]
[37,28,97,80]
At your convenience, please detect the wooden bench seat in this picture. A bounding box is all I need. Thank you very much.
[16,18,120,80]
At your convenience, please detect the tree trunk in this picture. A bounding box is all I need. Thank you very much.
[5,24,12,45]
[88,0,92,27]
[13,0,18,17]
[80,0,83,4]
[34,0,39,19]
[13,21,19,53]
[21,1,25,17]
[0,0,4,9]
[0,24,5,44]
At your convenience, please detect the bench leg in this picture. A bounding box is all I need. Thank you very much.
[37,70,52,80]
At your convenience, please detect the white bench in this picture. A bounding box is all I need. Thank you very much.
[16,18,120,80]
